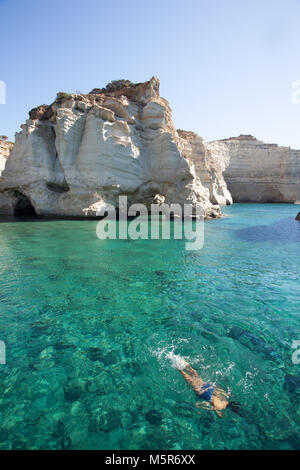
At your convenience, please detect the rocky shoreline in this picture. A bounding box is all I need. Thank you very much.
[0,77,299,219]
[211,135,300,203]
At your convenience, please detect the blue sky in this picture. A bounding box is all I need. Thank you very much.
[1,0,300,148]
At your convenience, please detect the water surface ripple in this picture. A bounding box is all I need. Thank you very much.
[0,204,299,449]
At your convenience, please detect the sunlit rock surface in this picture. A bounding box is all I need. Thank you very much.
[211,135,300,203]
[178,131,232,206]
[0,139,14,175]
[0,78,229,218]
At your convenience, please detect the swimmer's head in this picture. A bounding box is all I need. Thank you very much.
[227,401,241,414]
[211,392,229,412]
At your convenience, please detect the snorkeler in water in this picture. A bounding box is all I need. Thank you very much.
[179,363,240,417]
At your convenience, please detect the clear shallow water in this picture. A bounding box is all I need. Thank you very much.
[0,203,299,450]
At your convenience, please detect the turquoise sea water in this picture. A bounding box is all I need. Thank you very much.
[0,203,299,450]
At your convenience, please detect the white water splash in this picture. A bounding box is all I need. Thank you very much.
[166,351,189,370]
[150,340,190,370]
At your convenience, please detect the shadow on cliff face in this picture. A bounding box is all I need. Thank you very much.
[13,192,37,218]
[234,217,300,244]
[260,187,285,203]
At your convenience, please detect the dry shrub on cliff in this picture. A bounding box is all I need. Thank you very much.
[89,79,134,95]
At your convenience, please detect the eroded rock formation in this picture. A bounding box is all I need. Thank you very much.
[211,135,300,203]
[177,131,232,206]
[0,77,231,218]
[0,138,14,175]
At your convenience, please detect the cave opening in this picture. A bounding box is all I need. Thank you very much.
[261,188,285,203]
[13,192,37,217]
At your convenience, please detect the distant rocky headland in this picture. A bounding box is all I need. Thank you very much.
[210,135,300,203]
[0,77,299,218]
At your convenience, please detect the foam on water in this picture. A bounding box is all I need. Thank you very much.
[151,346,190,370]
[166,351,189,370]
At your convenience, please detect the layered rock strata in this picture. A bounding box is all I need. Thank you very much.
[0,139,14,175]
[211,135,300,203]
[178,131,232,206]
[0,78,231,218]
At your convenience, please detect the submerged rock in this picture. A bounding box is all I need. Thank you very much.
[87,347,103,362]
[54,342,76,351]
[99,409,122,433]
[101,350,119,366]
[63,379,85,402]
[145,410,162,426]
[57,436,72,450]
[288,433,300,449]
[228,326,245,340]
[30,318,54,333]
[283,374,300,394]
[87,347,119,365]
[228,326,281,362]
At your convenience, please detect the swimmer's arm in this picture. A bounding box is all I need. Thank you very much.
[196,401,224,418]
[195,401,213,410]
[215,387,229,398]
[186,364,199,377]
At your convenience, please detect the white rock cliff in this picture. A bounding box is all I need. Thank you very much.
[0,78,230,218]
[211,135,300,203]
[0,139,14,175]
[177,131,232,206]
